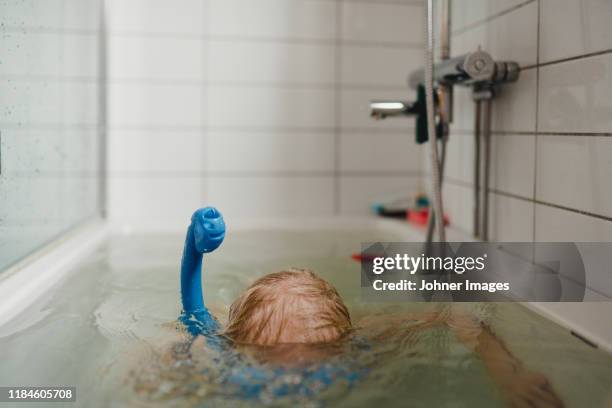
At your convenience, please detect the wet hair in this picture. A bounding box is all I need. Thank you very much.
[223,268,352,346]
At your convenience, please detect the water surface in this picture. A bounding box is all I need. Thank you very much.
[0,230,611,407]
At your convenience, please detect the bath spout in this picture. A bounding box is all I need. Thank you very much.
[370,100,419,120]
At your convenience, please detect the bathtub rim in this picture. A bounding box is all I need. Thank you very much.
[0,218,109,329]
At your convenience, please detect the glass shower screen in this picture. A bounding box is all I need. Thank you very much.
[0,0,105,272]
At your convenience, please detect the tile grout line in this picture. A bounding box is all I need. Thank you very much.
[0,124,416,134]
[1,28,423,49]
[10,124,612,137]
[200,0,210,204]
[520,48,612,70]
[450,129,612,137]
[110,31,423,49]
[6,122,612,137]
[442,177,612,224]
[0,76,420,92]
[452,0,536,36]
[98,0,108,219]
[340,0,423,5]
[333,1,343,215]
[7,53,610,88]
[535,48,612,69]
[529,199,612,224]
[104,170,424,177]
[532,0,541,243]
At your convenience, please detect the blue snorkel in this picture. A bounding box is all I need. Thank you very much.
[180,207,225,335]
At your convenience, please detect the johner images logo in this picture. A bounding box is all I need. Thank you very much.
[359,242,595,302]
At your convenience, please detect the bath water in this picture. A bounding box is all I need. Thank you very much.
[0,229,611,407]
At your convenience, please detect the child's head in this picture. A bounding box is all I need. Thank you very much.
[224,268,351,346]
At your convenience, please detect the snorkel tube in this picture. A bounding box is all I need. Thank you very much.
[180,207,225,334]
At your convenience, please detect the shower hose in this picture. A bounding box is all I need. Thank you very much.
[424,0,446,243]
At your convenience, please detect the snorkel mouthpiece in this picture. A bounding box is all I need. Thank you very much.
[192,207,226,253]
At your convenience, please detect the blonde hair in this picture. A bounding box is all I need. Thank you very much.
[223,268,351,346]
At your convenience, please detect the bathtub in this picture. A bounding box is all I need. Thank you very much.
[0,217,611,407]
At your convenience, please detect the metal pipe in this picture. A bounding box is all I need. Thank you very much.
[425,0,445,242]
[438,0,453,123]
[481,99,492,241]
[440,0,451,60]
[473,100,481,238]
[425,0,450,246]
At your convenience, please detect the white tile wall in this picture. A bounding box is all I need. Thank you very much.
[488,193,534,241]
[536,135,612,218]
[443,0,612,305]
[108,83,202,127]
[442,133,474,185]
[209,0,337,40]
[341,46,422,87]
[106,0,205,35]
[535,204,612,242]
[341,2,423,45]
[451,0,529,31]
[540,0,612,63]
[108,131,203,173]
[106,0,424,224]
[206,87,335,129]
[62,33,100,78]
[207,176,335,219]
[335,0,424,216]
[340,131,422,173]
[490,133,536,198]
[442,132,536,200]
[108,35,203,81]
[206,131,335,173]
[491,68,538,133]
[449,86,475,132]
[452,0,538,67]
[105,0,612,240]
[108,176,202,224]
[208,41,335,85]
[538,52,612,134]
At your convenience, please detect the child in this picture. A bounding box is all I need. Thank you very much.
[177,207,364,398]
[180,207,351,346]
[223,268,351,346]
[176,207,563,406]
